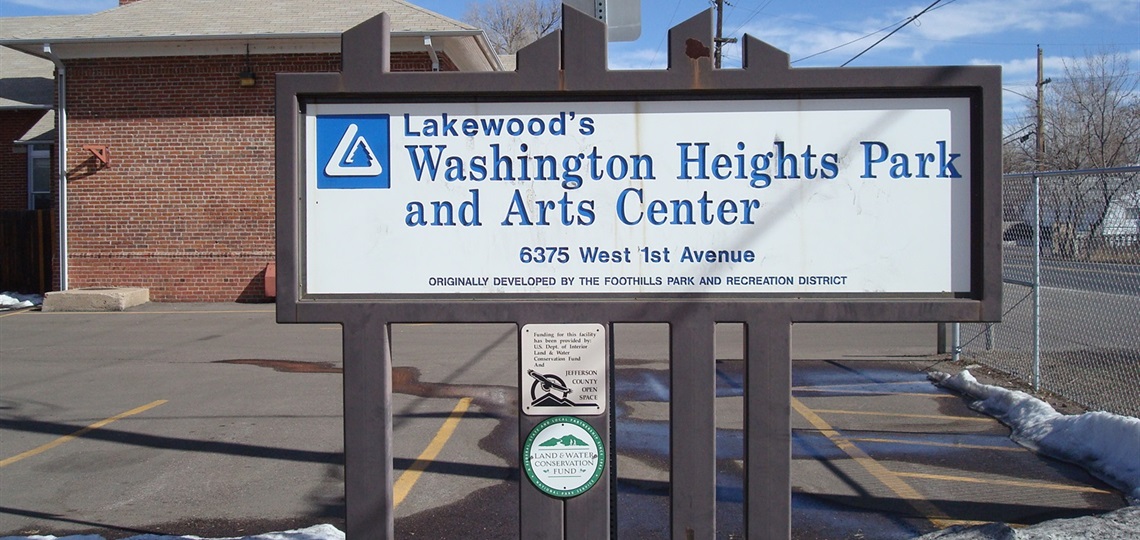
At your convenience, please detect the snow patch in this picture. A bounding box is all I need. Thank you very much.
[0,292,42,310]
[916,506,1140,539]
[929,369,1140,504]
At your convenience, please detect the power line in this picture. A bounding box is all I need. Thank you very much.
[1003,124,1033,143]
[1003,86,1037,101]
[841,0,945,67]
[793,19,902,64]
[649,0,686,67]
[792,0,961,65]
[726,0,772,37]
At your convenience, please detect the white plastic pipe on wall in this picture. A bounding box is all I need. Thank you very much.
[44,43,68,290]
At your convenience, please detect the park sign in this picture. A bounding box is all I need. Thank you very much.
[276,8,1002,539]
[303,97,972,296]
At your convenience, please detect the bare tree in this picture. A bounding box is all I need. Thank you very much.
[1050,53,1140,171]
[1006,50,1140,254]
[465,0,561,55]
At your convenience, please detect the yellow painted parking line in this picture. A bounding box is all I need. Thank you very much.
[0,400,168,468]
[845,437,1021,452]
[0,309,33,319]
[810,408,992,422]
[794,387,957,398]
[792,397,958,528]
[393,397,472,508]
[893,471,1115,494]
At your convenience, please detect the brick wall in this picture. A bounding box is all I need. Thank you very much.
[0,109,49,211]
[63,51,453,301]
[392,51,458,71]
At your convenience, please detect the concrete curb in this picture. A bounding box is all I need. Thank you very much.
[42,287,150,312]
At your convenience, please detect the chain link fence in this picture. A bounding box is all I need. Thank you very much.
[957,166,1140,417]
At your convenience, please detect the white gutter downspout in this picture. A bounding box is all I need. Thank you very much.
[44,43,68,290]
[423,36,440,72]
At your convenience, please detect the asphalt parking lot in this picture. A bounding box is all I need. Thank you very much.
[0,304,1128,538]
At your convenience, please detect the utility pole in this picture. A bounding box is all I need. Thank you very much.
[713,0,737,69]
[1035,45,1050,170]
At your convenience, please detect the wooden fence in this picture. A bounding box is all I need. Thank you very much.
[0,210,53,294]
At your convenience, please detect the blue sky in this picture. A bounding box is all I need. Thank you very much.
[3,0,1138,121]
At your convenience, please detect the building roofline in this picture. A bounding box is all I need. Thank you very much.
[1,28,485,46]
[1,29,502,70]
[0,103,53,110]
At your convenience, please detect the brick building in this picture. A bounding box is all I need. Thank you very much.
[0,0,501,301]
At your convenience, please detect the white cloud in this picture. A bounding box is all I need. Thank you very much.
[907,0,1089,41]
[980,47,1140,123]
[1079,0,1140,23]
[608,45,669,70]
[979,48,1140,84]
[731,0,1136,67]
[734,12,935,66]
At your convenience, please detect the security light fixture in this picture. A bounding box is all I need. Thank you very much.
[239,44,256,87]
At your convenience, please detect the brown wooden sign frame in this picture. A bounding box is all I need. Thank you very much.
[276,7,1001,539]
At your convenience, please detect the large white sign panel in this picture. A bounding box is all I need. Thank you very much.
[303,98,972,296]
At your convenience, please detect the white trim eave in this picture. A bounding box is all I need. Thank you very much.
[0,104,53,110]
[0,30,501,70]
[0,30,483,53]
[0,29,486,44]
[475,30,505,71]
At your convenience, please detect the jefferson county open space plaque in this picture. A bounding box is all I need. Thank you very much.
[522,324,607,416]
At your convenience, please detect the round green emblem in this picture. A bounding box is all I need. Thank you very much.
[522,416,606,498]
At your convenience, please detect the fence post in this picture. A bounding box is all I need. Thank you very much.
[1032,174,1041,391]
[951,323,961,362]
